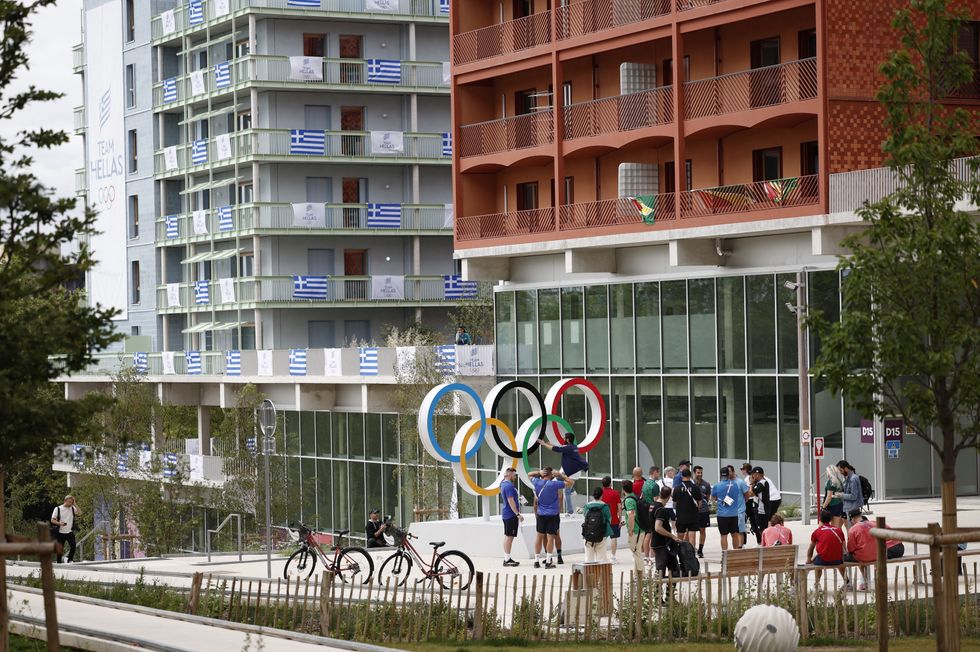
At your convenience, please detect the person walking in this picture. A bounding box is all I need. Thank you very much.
[835,461,864,529]
[693,465,711,558]
[651,486,682,603]
[537,433,589,516]
[500,467,523,567]
[599,476,622,562]
[50,495,81,563]
[710,468,749,551]
[748,466,781,542]
[671,468,702,546]
[582,487,613,563]
[762,514,793,547]
[622,480,644,574]
[529,467,572,568]
[806,509,848,589]
[822,465,846,527]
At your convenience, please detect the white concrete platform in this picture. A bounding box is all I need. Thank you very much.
[408,513,586,560]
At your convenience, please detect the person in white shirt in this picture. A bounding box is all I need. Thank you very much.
[658,467,676,510]
[50,495,81,563]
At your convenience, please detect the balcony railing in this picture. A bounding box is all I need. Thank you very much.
[679,175,819,218]
[53,444,231,485]
[460,110,554,158]
[829,156,977,213]
[563,86,673,140]
[74,168,87,194]
[72,43,84,72]
[558,195,676,231]
[456,207,556,241]
[556,0,670,40]
[152,0,448,40]
[453,11,552,66]
[154,131,253,174]
[675,0,724,10]
[254,129,449,161]
[685,58,817,120]
[73,106,85,133]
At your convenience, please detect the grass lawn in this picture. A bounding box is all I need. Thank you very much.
[398,638,980,652]
[10,634,77,652]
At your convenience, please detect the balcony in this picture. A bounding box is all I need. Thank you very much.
[156,203,452,241]
[558,195,676,231]
[452,12,552,66]
[456,207,555,242]
[74,168,87,195]
[459,110,554,161]
[684,58,818,123]
[53,444,231,486]
[73,106,85,134]
[562,86,673,151]
[675,0,724,10]
[679,174,819,219]
[556,0,670,41]
[72,43,83,73]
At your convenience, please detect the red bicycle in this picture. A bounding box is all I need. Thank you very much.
[283,525,373,584]
[375,525,474,589]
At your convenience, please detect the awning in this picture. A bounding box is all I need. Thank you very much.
[182,321,217,334]
[180,176,249,195]
[212,322,243,331]
[181,248,243,264]
[179,104,248,126]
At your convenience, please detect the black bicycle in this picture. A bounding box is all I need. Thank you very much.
[283,525,373,584]
[376,525,474,590]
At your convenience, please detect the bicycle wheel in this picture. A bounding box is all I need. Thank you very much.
[434,550,474,590]
[335,546,374,584]
[284,547,317,581]
[376,550,413,587]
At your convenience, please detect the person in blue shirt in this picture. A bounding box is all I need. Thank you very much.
[529,467,573,568]
[500,467,523,567]
[710,467,751,550]
[537,433,589,515]
[455,325,472,345]
[672,460,692,488]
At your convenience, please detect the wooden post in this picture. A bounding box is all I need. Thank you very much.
[928,523,946,651]
[473,571,485,639]
[319,570,334,636]
[0,468,7,652]
[875,516,888,652]
[188,572,203,615]
[36,523,60,652]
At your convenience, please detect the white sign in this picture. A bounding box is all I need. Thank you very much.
[139,450,152,470]
[371,275,405,300]
[813,436,825,460]
[801,428,811,445]
[366,0,400,11]
[166,283,181,307]
[395,346,416,374]
[292,202,326,228]
[289,56,323,81]
[257,350,273,377]
[85,0,127,319]
[323,348,342,376]
[162,351,176,375]
[164,146,179,171]
[370,130,404,155]
[456,345,495,376]
[189,455,204,481]
[190,69,206,96]
[192,210,208,235]
[161,9,176,35]
[219,277,236,304]
[442,62,451,85]
[214,0,230,16]
[443,203,454,229]
[216,133,232,160]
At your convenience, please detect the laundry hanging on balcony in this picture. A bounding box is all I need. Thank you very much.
[629,195,657,224]
[696,186,751,213]
[762,177,799,206]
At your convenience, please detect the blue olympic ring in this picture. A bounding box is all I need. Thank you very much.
[424,382,486,464]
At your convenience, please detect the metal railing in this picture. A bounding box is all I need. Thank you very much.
[456,207,556,241]
[556,0,670,40]
[253,129,449,161]
[74,168,87,194]
[154,130,253,175]
[73,106,85,133]
[459,110,554,157]
[675,0,724,9]
[452,11,552,65]
[563,86,673,139]
[558,195,677,231]
[684,58,817,120]
[679,174,819,219]
[72,43,84,71]
[205,514,243,563]
[829,156,977,213]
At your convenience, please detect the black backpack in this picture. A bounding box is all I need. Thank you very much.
[673,540,700,577]
[635,496,655,533]
[859,475,874,507]
[582,505,606,543]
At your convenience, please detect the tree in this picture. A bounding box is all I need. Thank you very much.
[807,0,980,645]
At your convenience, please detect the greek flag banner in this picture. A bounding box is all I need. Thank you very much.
[165,215,179,238]
[225,350,241,376]
[257,350,273,377]
[188,0,204,25]
[186,350,202,375]
[194,280,210,304]
[367,203,401,228]
[290,129,326,155]
[442,132,452,157]
[289,56,324,81]
[371,275,405,300]
[117,451,128,473]
[164,146,179,171]
[288,0,321,5]
[366,0,399,10]
[214,61,231,88]
[163,77,178,103]
[293,275,329,300]
[216,133,233,160]
[434,344,457,375]
[191,139,208,165]
[292,202,326,228]
[161,9,177,35]
[359,347,379,376]
[167,282,182,307]
[218,205,233,231]
[289,348,308,376]
[162,351,176,375]
[219,277,236,303]
[163,452,179,478]
[133,352,148,374]
[192,209,208,235]
[439,0,449,14]
[190,69,206,96]
[443,274,478,299]
[367,59,401,84]
[370,130,404,155]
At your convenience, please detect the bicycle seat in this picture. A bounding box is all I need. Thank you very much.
[335,529,350,537]
[429,541,445,548]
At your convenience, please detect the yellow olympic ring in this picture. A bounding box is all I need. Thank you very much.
[457,417,518,497]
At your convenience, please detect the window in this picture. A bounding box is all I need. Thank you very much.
[749,37,781,107]
[127,129,138,173]
[235,39,250,58]
[304,34,326,57]
[957,22,980,96]
[125,64,136,108]
[130,261,140,304]
[661,56,689,86]
[618,162,658,197]
[131,325,140,336]
[800,141,819,177]
[237,111,252,131]
[128,195,139,238]
[663,160,692,193]
[516,182,538,211]
[563,176,574,204]
[238,183,253,204]
[798,29,816,59]
[125,0,135,42]
[752,147,782,182]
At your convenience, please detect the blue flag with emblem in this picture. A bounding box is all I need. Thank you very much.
[225,350,241,376]
[443,274,478,299]
[188,0,204,24]
[367,59,401,84]
[218,205,233,231]
[289,349,308,376]
[133,352,148,374]
[442,132,452,157]
[290,129,326,155]
[192,139,208,165]
[163,78,178,103]
[194,280,210,304]
[214,61,231,88]
[359,347,379,376]
[186,350,202,375]
[117,451,128,473]
[165,215,179,239]
[293,275,329,300]
[367,203,401,228]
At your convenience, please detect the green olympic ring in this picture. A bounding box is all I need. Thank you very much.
[520,414,575,474]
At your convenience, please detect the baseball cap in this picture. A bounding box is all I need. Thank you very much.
[678,459,692,467]
[370,508,380,515]
[848,508,863,519]
[719,468,729,478]
[751,466,765,475]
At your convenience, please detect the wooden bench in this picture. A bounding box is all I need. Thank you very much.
[884,526,980,584]
[719,545,798,601]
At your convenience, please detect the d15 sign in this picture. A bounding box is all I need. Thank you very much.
[883,418,905,443]
[813,437,825,459]
[860,419,875,444]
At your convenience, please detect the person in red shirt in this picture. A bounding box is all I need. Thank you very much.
[761,513,793,547]
[806,509,848,589]
[600,476,622,563]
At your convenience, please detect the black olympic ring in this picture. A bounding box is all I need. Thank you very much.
[486,380,546,458]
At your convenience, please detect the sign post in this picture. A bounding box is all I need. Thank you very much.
[813,436,824,509]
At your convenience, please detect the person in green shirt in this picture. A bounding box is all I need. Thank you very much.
[622,480,644,574]
[641,466,661,561]
[822,465,846,527]
[582,486,613,563]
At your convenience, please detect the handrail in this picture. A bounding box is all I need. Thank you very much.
[75,528,99,562]
[206,513,243,563]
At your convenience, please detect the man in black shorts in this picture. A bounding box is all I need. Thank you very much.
[693,465,711,558]
[651,486,682,601]
[671,468,702,546]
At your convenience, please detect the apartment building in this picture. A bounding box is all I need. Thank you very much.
[449,0,980,499]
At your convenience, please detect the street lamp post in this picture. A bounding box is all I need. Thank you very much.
[256,399,277,579]
[785,273,812,526]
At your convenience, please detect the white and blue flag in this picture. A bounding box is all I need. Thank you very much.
[165,215,179,239]
[434,345,456,375]
[290,129,326,155]
[367,59,401,84]
[225,350,241,376]
[133,352,148,374]
[439,0,449,13]
[367,203,401,228]
[444,274,478,299]
[218,205,233,231]
[188,0,204,25]
[163,452,179,478]
[192,139,208,165]
[163,77,178,103]
[117,451,129,473]
[194,280,210,304]
[442,132,452,157]
[245,437,257,454]
[186,350,202,375]
[292,275,329,300]
[288,0,321,5]
[214,61,231,88]
[359,347,379,376]
[289,348,308,376]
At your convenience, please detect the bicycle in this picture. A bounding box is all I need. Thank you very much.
[283,524,374,584]
[376,525,474,590]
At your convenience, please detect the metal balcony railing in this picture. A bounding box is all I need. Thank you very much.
[253,129,449,160]
[829,156,978,213]
[684,58,818,120]
[74,168,87,194]
[459,110,554,157]
[456,207,556,241]
[558,195,676,231]
[675,0,724,10]
[72,43,84,72]
[52,444,231,485]
[73,106,85,133]
[452,11,552,65]
[154,131,253,174]
[556,0,670,40]
[679,174,819,219]
[254,56,449,90]
[563,86,673,139]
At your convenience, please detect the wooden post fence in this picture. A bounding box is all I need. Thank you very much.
[0,521,62,652]
[875,516,888,652]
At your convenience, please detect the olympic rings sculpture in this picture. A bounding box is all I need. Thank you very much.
[417,379,607,498]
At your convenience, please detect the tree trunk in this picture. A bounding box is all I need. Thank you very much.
[1,467,9,652]
[941,468,960,651]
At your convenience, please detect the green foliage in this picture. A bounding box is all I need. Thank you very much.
[448,297,495,344]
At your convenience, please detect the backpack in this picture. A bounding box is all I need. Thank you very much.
[635,496,654,533]
[582,505,606,543]
[49,506,61,538]
[673,540,700,577]
[859,475,874,507]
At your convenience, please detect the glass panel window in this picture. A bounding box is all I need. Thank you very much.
[382,414,398,462]
[285,411,300,455]
[661,280,688,372]
[808,270,840,363]
[516,290,537,374]
[538,288,560,374]
[746,274,776,373]
[717,276,745,372]
[664,377,689,465]
[692,378,717,458]
[332,412,348,456]
[610,284,634,372]
[586,285,609,373]
[316,459,332,529]
[688,278,716,372]
[749,377,778,462]
[561,287,584,374]
[635,282,661,372]
[301,458,316,523]
[349,412,365,458]
[778,378,800,463]
[349,462,366,537]
[496,291,516,375]
[812,378,843,449]
[776,272,800,373]
[637,377,662,469]
[611,378,636,478]
[719,377,747,461]
[315,412,331,457]
[300,412,315,456]
[568,377,609,478]
[365,413,382,461]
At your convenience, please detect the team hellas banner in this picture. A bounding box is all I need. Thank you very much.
[323,348,342,376]
[166,283,181,307]
[366,0,400,11]
[164,146,179,171]
[455,345,495,376]
[161,9,176,34]
[395,346,416,373]
[370,130,404,155]
[257,350,273,377]
[216,133,233,160]
[214,0,230,16]
[162,351,176,375]
[289,56,323,81]
[371,275,404,300]
[192,210,208,235]
[292,202,326,228]
[219,277,236,304]
[190,69,206,96]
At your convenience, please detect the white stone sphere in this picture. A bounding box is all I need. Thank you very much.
[733,604,800,651]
